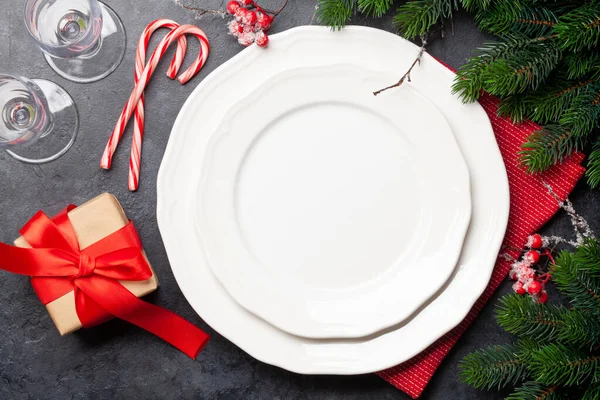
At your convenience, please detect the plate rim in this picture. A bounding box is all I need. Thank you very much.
[157,25,510,374]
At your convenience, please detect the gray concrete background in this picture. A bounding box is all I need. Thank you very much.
[0,1,598,399]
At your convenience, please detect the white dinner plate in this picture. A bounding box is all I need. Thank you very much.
[195,64,471,339]
[157,26,509,374]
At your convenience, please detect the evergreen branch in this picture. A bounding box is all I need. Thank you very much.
[530,343,600,386]
[358,0,393,17]
[496,294,564,341]
[496,294,600,350]
[452,34,559,102]
[559,84,600,136]
[525,76,598,124]
[581,382,600,400]
[554,3,600,51]
[459,0,491,12]
[586,138,600,188]
[571,238,600,278]
[563,52,600,80]
[393,0,455,39]
[559,310,600,350]
[477,2,558,37]
[482,38,561,96]
[506,381,566,400]
[317,0,356,30]
[519,125,584,173]
[553,243,600,312]
[459,340,538,390]
[498,94,531,123]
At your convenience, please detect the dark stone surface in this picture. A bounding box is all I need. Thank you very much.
[0,1,597,399]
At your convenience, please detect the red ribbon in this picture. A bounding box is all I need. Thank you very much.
[0,205,209,358]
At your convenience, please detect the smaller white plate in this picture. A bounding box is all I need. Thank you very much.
[194,64,472,338]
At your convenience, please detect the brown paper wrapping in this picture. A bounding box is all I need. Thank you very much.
[14,193,159,335]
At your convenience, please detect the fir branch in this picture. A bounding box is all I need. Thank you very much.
[581,382,600,400]
[496,294,600,350]
[482,38,561,96]
[554,3,600,52]
[477,2,558,37]
[586,138,600,188]
[553,243,600,312]
[452,34,559,102]
[459,340,538,390]
[496,294,564,342]
[393,0,456,40]
[572,238,600,278]
[459,0,491,12]
[527,77,597,125]
[559,310,600,350]
[358,0,393,17]
[530,343,600,386]
[317,0,356,30]
[506,381,566,400]
[498,94,531,123]
[559,84,600,136]
[563,52,600,80]
[519,125,585,173]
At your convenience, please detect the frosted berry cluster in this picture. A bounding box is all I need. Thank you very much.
[226,0,273,47]
[509,234,551,303]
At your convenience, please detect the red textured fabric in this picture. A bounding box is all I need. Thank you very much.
[376,92,586,398]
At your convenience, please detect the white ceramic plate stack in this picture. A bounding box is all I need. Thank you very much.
[157,26,510,374]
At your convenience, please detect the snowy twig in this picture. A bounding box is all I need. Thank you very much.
[543,182,595,244]
[174,0,288,18]
[174,0,228,17]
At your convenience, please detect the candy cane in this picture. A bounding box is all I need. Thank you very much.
[100,25,210,183]
[129,20,188,191]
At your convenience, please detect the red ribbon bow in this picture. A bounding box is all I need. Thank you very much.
[0,205,209,358]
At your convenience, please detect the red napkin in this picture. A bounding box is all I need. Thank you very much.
[376,86,586,398]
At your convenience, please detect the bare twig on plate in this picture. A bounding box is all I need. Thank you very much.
[373,34,428,96]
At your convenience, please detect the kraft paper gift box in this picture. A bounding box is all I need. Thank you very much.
[14,193,159,335]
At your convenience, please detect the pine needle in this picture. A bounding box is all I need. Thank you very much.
[357,0,392,17]
[316,0,356,30]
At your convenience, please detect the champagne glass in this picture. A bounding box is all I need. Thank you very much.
[0,75,78,163]
[24,0,126,83]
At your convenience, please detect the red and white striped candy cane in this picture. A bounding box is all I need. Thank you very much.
[129,20,188,192]
[100,25,210,184]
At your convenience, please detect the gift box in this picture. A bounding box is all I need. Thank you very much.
[0,193,208,358]
[14,193,159,335]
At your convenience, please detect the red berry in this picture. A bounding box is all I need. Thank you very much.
[255,31,269,47]
[245,10,258,25]
[529,234,543,249]
[525,250,541,264]
[256,12,272,30]
[509,270,518,280]
[538,291,548,303]
[241,0,253,5]
[226,0,241,14]
[513,281,526,295]
[527,280,542,295]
